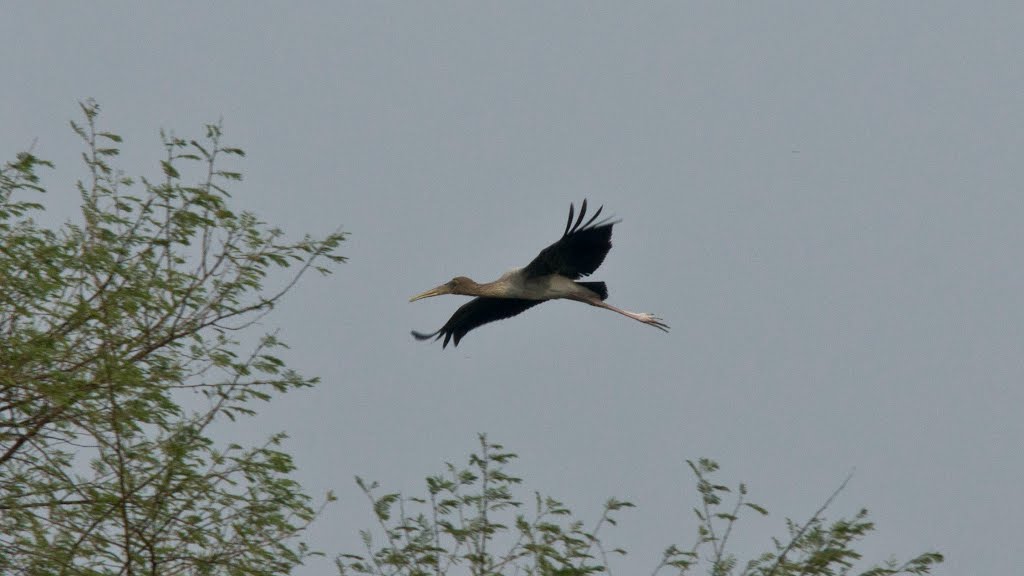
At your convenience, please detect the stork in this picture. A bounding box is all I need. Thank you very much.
[410,200,668,348]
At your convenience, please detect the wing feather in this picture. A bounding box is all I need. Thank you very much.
[523,200,617,279]
[412,298,544,348]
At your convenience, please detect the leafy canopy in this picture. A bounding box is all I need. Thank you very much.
[0,100,345,575]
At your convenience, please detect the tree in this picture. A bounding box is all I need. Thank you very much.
[1,100,346,575]
[337,435,943,576]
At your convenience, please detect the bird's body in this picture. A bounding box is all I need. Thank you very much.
[470,269,598,301]
[410,200,668,348]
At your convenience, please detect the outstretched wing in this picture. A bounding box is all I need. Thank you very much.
[523,199,617,279]
[412,297,544,348]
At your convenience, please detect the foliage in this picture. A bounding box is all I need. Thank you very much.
[338,437,943,576]
[0,100,346,575]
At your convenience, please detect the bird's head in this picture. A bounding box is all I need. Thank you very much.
[409,276,477,301]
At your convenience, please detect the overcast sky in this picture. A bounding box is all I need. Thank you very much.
[3,3,1022,574]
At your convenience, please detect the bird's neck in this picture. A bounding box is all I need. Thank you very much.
[468,279,513,298]
[479,280,506,297]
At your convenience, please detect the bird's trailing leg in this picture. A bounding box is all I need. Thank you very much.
[584,298,670,332]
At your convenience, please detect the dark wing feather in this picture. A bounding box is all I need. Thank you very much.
[411,297,544,348]
[523,199,617,279]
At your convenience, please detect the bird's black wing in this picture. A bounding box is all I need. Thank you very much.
[412,297,544,348]
[522,199,617,279]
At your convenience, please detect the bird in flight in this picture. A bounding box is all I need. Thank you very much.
[410,200,669,348]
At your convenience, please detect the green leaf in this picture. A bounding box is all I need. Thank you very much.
[745,502,769,515]
[161,159,179,178]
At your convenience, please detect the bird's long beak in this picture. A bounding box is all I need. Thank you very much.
[409,283,450,302]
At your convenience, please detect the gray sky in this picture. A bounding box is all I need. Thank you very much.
[3,3,1022,574]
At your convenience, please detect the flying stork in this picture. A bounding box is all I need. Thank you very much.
[410,200,668,348]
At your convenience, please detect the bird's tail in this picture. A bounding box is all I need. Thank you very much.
[576,281,608,300]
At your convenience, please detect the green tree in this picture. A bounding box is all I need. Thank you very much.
[1,100,346,575]
[338,435,943,576]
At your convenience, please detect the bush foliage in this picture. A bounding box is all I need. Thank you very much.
[338,435,942,576]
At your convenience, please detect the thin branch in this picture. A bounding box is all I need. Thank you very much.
[765,470,855,576]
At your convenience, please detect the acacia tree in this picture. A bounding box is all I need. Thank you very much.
[338,435,943,576]
[0,100,346,574]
